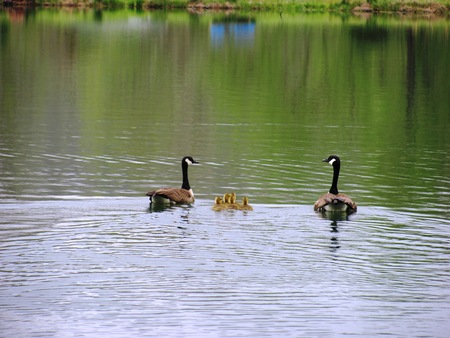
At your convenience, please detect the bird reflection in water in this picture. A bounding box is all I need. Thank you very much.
[317,211,351,253]
[147,203,193,229]
[330,220,340,252]
[148,203,193,213]
[147,203,174,213]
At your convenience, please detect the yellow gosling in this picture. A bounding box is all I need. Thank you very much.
[227,192,239,209]
[223,193,231,204]
[212,196,227,211]
[238,197,253,211]
[215,193,252,211]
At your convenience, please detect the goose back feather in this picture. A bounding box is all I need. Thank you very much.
[147,187,195,204]
[314,192,357,212]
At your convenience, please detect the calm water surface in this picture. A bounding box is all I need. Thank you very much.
[1,8,450,337]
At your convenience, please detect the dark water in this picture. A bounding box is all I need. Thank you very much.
[1,8,449,337]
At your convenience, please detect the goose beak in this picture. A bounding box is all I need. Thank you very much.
[322,159,328,163]
[193,160,199,164]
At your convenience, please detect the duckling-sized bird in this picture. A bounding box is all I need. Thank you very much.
[222,193,231,204]
[314,155,357,213]
[226,192,240,210]
[213,193,253,211]
[237,197,253,211]
[212,196,228,211]
[229,192,237,204]
[146,156,199,205]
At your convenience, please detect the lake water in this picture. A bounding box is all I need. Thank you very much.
[1,8,449,337]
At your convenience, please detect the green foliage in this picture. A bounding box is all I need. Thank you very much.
[2,10,449,207]
[17,0,450,13]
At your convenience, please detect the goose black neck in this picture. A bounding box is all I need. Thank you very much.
[329,162,340,195]
[181,162,191,190]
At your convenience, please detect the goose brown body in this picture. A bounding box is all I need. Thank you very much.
[147,187,195,204]
[314,192,357,212]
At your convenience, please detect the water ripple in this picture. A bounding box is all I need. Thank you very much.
[1,198,450,337]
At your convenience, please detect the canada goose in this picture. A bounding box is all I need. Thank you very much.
[237,197,253,211]
[146,156,199,205]
[314,155,357,213]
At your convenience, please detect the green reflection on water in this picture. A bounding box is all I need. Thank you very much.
[0,9,449,213]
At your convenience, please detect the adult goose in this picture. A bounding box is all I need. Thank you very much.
[146,156,199,205]
[314,155,357,213]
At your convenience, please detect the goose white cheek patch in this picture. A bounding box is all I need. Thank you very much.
[185,159,193,165]
[329,158,336,165]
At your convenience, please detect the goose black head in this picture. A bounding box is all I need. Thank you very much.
[182,156,199,166]
[322,155,340,166]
